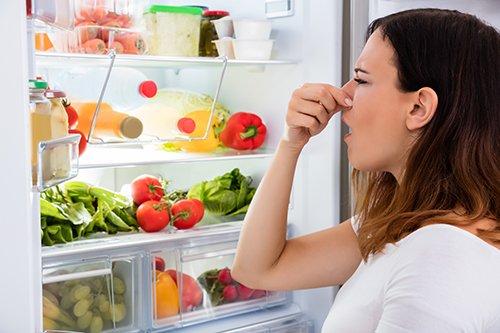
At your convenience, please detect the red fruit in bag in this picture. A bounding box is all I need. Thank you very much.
[82,38,106,54]
[76,21,99,44]
[222,285,238,302]
[236,283,254,301]
[251,289,267,299]
[116,33,146,54]
[217,267,232,285]
[110,41,124,54]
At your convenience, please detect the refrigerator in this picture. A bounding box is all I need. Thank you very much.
[0,0,498,332]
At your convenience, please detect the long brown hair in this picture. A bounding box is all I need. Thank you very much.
[353,9,500,261]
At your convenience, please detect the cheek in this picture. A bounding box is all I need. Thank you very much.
[347,86,409,171]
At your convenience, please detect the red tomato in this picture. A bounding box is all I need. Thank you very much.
[62,99,78,129]
[171,199,204,230]
[136,200,170,232]
[165,270,203,311]
[68,129,87,156]
[131,175,165,205]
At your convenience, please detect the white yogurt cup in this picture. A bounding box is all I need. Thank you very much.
[233,20,272,39]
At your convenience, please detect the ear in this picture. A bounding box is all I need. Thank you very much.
[406,87,438,131]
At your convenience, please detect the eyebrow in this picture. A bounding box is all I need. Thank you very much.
[354,67,370,74]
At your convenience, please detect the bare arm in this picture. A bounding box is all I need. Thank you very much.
[232,83,362,291]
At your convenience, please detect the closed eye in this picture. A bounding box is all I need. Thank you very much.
[354,78,367,85]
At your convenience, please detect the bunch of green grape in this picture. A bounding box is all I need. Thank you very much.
[43,275,127,333]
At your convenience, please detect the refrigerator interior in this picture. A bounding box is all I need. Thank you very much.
[31,0,345,332]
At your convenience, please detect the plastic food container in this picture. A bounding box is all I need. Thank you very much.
[33,0,144,29]
[151,242,287,329]
[42,257,139,332]
[47,25,147,55]
[232,39,274,60]
[199,10,230,57]
[233,20,272,40]
[213,37,235,59]
[213,16,234,38]
[144,5,203,57]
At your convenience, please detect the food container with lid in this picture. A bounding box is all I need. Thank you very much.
[144,5,203,57]
[213,37,235,59]
[212,16,234,39]
[199,10,230,57]
[232,39,274,60]
[32,0,145,29]
[233,19,272,40]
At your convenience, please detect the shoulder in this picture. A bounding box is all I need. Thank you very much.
[391,223,500,284]
[395,223,499,262]
[381,224,500,330]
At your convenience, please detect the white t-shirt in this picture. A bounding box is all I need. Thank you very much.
[321,218,500,333]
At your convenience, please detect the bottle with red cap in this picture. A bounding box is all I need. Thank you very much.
[52,67,158,111]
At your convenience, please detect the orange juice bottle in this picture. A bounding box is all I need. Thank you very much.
[75,102,143,139]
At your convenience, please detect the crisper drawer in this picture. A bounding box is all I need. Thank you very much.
[150,241,288,330]
[42,255,140,333]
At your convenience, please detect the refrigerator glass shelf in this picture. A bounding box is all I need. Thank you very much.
[35,52,298,69]
[42,221,244,259]
[78,146,275,169]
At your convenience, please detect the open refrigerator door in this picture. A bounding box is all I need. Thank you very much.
[1,0,345,332]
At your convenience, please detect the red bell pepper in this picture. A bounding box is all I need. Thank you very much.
[220,112,267,150]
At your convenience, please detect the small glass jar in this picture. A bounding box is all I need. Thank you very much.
[199,10,229,57]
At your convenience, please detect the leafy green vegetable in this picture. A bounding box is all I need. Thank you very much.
[40,198,68,220]
[187,168,256,217]
[40,181,138,246]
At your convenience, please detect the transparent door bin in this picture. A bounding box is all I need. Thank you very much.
[82,52,228,146]
[174,242,287,327]
[34,134,80,191]
[42,257,138,333]
[33,0,146,30]
[151,250,182,329]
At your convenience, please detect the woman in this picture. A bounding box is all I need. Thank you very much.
[232,8,499,332]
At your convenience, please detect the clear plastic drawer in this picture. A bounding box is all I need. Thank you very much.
[150,241,288,330]
[42,255,139,332]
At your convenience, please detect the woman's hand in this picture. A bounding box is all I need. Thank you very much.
[284,83,353,151]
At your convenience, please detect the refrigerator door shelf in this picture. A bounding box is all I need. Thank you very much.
[42,255,141,333]
[34,134,80,192]
[150,241,289,331]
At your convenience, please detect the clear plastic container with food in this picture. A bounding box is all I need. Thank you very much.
[144,5,203,57]
[46,25,147,55]
[42,256,139,332]
[33,0,145,29]
[150,241,288,330]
